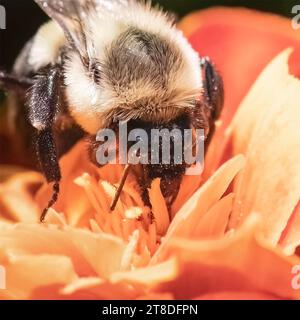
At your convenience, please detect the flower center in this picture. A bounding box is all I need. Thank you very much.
[75,170,167,265]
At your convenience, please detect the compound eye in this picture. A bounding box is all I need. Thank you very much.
[89,60,102,84]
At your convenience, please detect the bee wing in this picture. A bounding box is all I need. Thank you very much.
[34,0,135,60]
[34,0,134,20]
[34,0,133,21]
[34,0,92,59]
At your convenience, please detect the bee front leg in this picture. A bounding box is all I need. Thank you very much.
[27,65,62,222]
[192,57,224,148]
[201,57,224,121]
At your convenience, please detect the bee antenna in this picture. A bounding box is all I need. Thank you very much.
[40,181,60,223]
[110,164,132,212]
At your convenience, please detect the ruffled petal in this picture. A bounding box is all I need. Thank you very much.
[228,49,300,246]
[153,215,300,299]
[152,155,244,263]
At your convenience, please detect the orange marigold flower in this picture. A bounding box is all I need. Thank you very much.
[0,8,300,300]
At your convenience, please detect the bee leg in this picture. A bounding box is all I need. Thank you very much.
[192,57,224,149]
[200,57,224,147]
[0,70,34,94]
[160,172,183,213]
[27,65,62,222]
[201,57,224,120]
[36,129,61,223]
[140,164,185,217]
[110,164,132,211]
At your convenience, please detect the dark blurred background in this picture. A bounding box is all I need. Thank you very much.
[0,0,298,70]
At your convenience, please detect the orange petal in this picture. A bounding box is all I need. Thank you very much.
[0,165,28,183]
[0,222,141,299]
[154,215,300,300]
[1,252,77,299]
[110,258,177,289]
[228,49,300,245]
[193,193,234,239]
[195,292,279,300]
[179,7,300,128]
[64,227,126,278]
[279,201,300,255]
[58,277,139,300]
[0,223,126,278]
[0,171,43,222]
[137,292,174,300]
[171,173,202,216]
[152,155,244,264]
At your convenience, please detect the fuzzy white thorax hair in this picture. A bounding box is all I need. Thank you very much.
[28,20,65,71]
